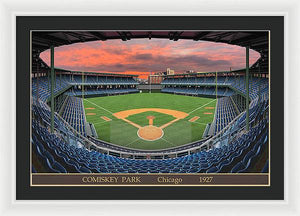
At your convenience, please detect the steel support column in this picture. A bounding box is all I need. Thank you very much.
[36,59,39,102]
[246,46,250,131]
[82,72,84,100]
[215,71,218,99]
[258,83,261,102]
[250,74,252,91]
[48,70,50,91]
[50,45,55,133]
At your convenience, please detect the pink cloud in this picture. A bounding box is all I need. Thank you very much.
[40,38,260,79]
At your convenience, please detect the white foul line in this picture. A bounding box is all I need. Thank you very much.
[123,137,141,147]
[84,99,114,115]
[188,99,217,115]
[93,121,111,126]
[190,121,207,126]
[161,137,175,146]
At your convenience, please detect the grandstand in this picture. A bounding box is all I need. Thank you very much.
[31,31,269,174]
[32,71,139,136]
[160,72,269,136]
[60,96,86,136]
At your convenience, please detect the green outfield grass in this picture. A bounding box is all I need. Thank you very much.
[126,111,176,127]
[83,93,216,150]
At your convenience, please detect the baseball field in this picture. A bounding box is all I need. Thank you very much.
[83,93,216,150]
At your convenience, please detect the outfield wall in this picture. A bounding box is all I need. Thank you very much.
[140,89,161,93]
[138,84,162,90]
[137,84,162,93]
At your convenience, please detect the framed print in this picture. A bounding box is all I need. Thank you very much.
[16,16,284,200]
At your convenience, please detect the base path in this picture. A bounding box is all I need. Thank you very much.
[160,118,181,129]
[113,108,188,119]
[122,118,142,129]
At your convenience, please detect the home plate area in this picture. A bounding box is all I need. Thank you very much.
[113,108,188,142]
[137,115,163,141]
[137,125,164,141]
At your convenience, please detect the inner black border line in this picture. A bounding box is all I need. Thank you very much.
[29,29,271,187]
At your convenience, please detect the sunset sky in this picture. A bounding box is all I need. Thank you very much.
[40,39,260,79]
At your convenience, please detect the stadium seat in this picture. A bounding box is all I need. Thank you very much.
[52,161,67,173]
[206,166,219,173]
[261,160,269,173]
[77,166,92,173]
[231,162,245,173]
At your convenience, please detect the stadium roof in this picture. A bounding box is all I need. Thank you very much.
[54,67,138,77]
[32,31,269,74]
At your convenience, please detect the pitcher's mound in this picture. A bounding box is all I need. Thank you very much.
[137,125,164,141]
[147,116,155,120]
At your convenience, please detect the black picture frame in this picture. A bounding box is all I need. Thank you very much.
[16,16,284,200]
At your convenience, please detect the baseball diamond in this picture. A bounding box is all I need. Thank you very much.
[83,93,216,150]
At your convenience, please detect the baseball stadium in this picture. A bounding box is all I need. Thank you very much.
[31,31,269,174]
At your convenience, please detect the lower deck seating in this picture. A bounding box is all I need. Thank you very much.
[231,94,245,113]
[214,97,239,134]
[32,101,70,135]
[55,94,68,112]
[61,96,86,136]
